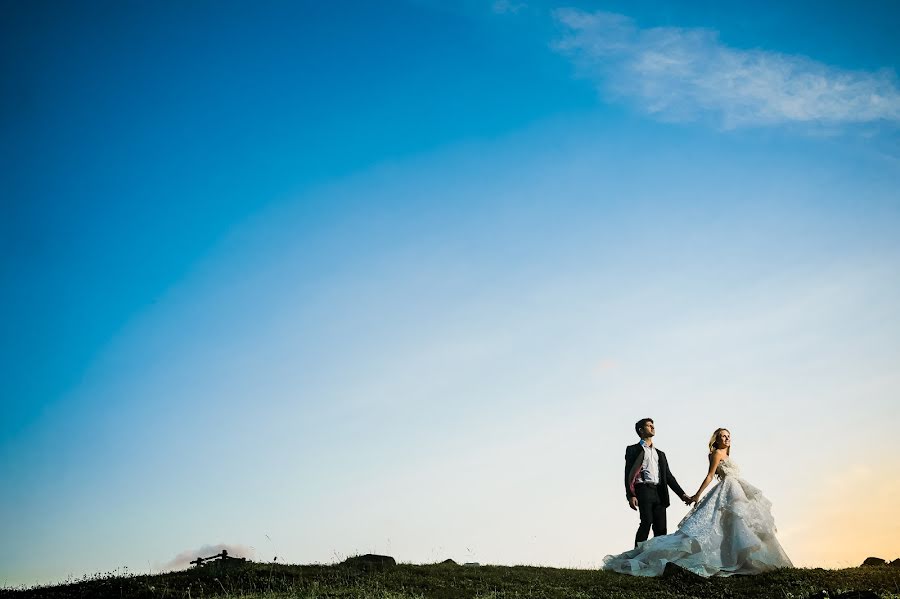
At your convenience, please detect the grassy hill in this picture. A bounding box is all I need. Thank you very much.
[3,561,899,599]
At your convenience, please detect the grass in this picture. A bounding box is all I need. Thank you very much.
[2,561,900,599]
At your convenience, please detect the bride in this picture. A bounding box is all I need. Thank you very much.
[602,428,793,577]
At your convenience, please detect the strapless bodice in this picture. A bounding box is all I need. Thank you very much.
[716,456,740,478]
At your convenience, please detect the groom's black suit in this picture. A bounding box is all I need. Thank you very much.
[624,442,687,546]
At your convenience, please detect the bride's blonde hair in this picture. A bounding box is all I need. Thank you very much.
[708,428,731,455]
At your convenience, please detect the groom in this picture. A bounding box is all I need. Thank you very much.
[625,418,691,547]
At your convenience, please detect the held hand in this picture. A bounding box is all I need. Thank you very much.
[629,496,638,511]
[689,494,699,506]
[681,494,692,506]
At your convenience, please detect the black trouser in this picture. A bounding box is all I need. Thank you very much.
[635,483,667,546]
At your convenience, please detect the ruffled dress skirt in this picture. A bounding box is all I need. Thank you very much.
[602,473,793,577]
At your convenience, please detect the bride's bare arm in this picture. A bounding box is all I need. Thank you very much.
[690,451,725,504]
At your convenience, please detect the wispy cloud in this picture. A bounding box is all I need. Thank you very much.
[552,9,900,129]
[493,0,526,14]
[592,358,619,375]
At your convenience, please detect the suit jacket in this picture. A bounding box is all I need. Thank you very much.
[624,442,687,508]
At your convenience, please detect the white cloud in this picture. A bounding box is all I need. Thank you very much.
[492,0,526,14]
[552,8,900,129]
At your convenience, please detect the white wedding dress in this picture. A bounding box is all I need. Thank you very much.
[602,456,793,577]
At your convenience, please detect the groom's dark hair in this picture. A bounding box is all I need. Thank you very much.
[635,418,653,437]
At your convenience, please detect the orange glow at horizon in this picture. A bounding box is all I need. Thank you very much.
[779,465,900,567]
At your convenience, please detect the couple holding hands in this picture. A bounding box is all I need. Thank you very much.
[602,418,793,577]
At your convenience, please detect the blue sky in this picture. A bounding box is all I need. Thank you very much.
[2,0,900,587]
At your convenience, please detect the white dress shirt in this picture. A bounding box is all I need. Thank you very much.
[638,439,660,485]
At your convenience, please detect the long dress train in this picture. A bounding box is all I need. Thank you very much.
[602,456,793,577]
